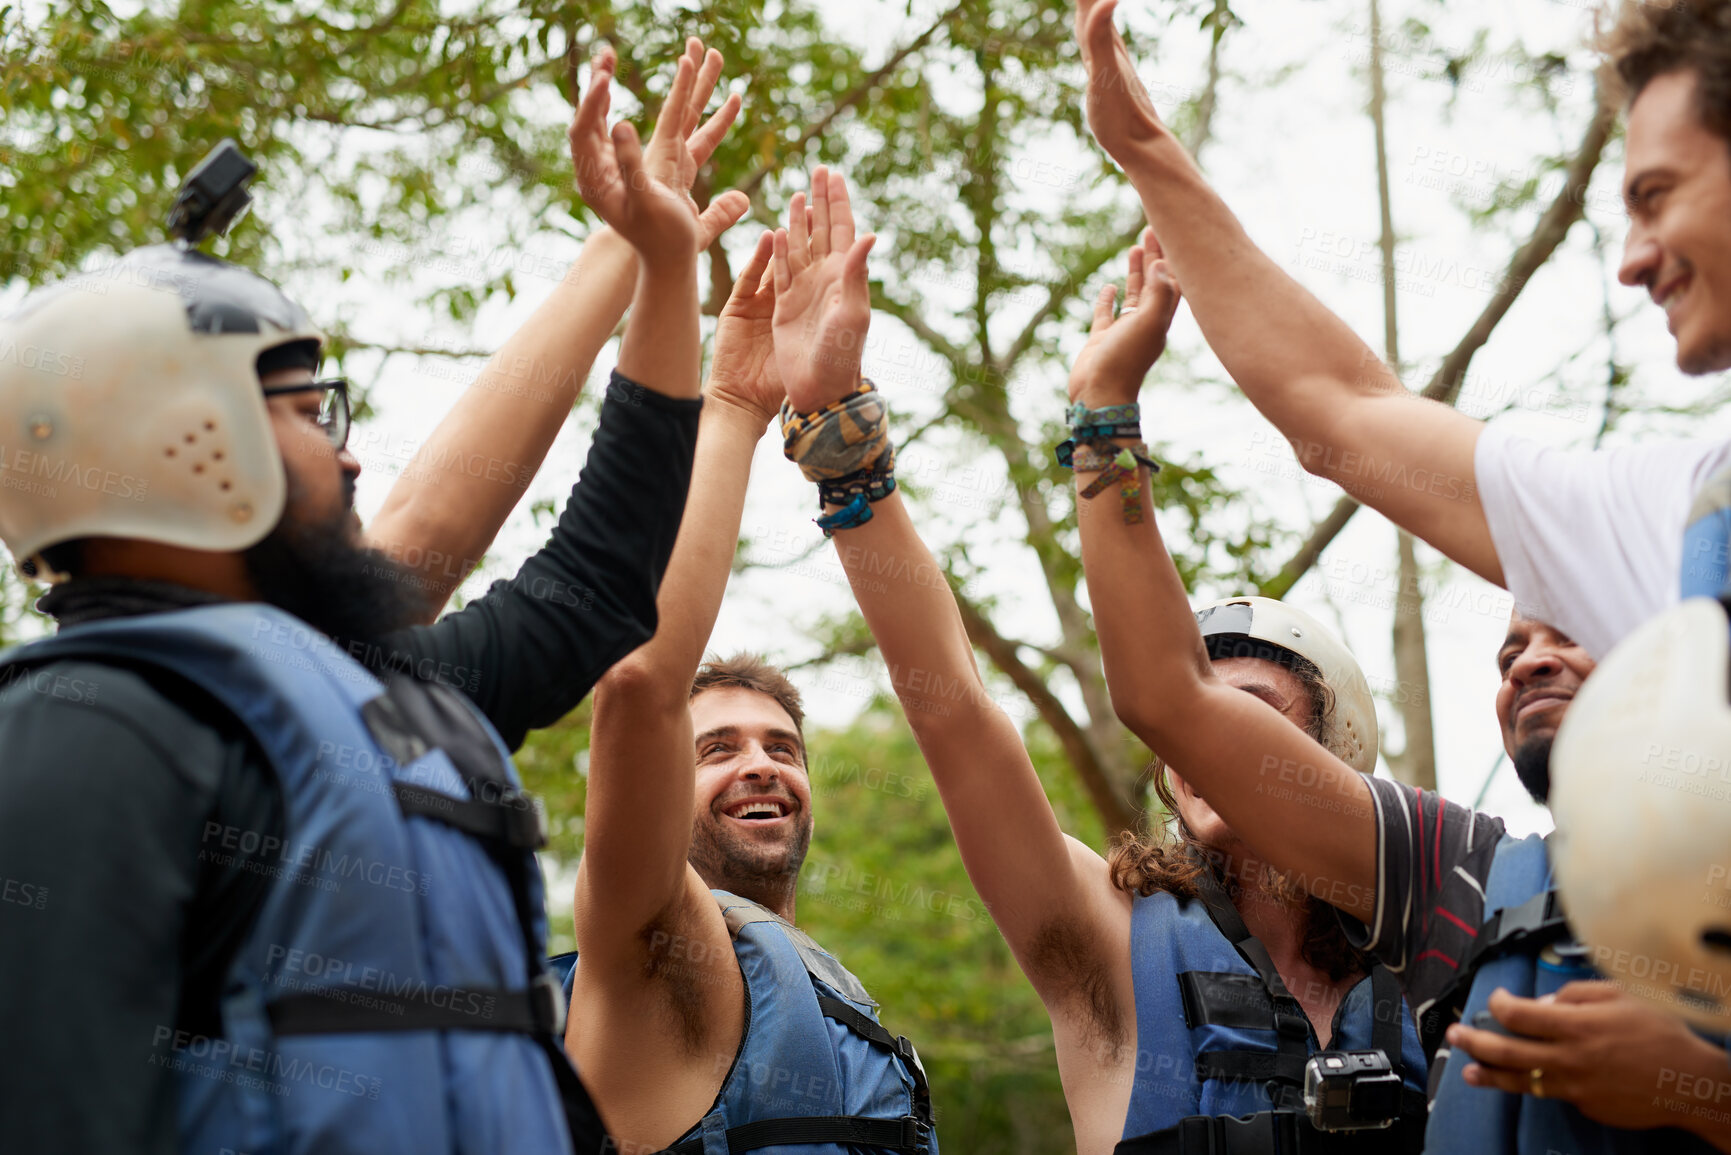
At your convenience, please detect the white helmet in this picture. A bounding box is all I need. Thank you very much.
[1194,596,1379,775]
[0,244,322,578]
[1550,596,1731,1029]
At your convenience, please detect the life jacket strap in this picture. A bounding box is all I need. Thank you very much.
[814,995,932,1125]
[1114,1106,1428,1155]
[268,970,566,1037]
[1425,886,1572,1049]
[391,780,547,850]
[657,1113,931,1154]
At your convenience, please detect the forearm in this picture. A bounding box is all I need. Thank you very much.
[368,228,639,616]
[833,492,1079,939]
[1073,450,1378,918]
[1119,138,1401,431]
[1073,454,1212,739]
[830,492,986,734]
[375,378,700,749]
[616,261,702,401]
[618,397,767,690]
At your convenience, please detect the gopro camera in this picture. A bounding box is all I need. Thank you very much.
[1302,1049,1403,1132]
[165,139,257,247]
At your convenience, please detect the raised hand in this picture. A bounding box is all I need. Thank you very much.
[1076,0,1170,162]
[567,47,706,267]
[707,230,784,425]
[1068,227,1182,408]
[641,37,751,249]
[770,166,876,414]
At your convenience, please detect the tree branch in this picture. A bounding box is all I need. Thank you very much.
[732,0,966,202]
[1258,71,1618,598]
[953,593,1143,835]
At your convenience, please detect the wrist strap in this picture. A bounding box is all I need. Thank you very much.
[1056,424,1142,469]
[1073,440,1159,525]
[816,468,896,536]
[780,378,894,483]
[1066,401,1140,429]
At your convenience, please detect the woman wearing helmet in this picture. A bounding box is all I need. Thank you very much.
[800,231,1426,1154]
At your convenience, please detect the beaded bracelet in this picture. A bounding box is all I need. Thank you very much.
[815,468,896,536]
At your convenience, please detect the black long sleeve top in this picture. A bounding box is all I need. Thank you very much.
[0,373,699,1154]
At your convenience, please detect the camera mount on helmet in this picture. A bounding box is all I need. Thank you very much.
[165,139,256,249]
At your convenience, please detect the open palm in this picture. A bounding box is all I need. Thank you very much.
[640,37,750,249]
[771,167,877,414]
[1076,0,1169,162]
[1069,228,1182,407]
[707,230,785,424]
[568,48,703,266]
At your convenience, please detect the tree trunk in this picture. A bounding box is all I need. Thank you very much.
[1368,0,1438,788]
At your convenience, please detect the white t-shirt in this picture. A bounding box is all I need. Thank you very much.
[1474,423,1731,660]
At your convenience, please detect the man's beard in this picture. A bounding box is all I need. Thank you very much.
[688,813,814,898]
[243,481,425,648]
[1513,734,1553,803]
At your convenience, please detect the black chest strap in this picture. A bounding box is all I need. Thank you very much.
[1189,868,1316,1096]
[1183,869,1422,1116]
[653,991,934,1154]
[1422,887,1571,1055]
[1113,1109,1428,1155]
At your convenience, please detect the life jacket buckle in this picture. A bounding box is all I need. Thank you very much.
[500,788,549,850]
[898,1114,933,1152]
[1273,1009,1310,1042]
[532,970,566,1037]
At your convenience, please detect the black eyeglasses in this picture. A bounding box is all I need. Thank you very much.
[262,378,351,450]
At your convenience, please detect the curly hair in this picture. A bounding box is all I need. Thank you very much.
[1604,0,1731,142]
[1106,652,1376,983]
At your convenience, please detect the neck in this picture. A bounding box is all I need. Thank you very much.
[76,538,256,600]
[697,866,799,924]
[1205,836,1313,971]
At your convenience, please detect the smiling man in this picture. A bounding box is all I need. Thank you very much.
[1072,0,1731,662]
[555,163,933,1153]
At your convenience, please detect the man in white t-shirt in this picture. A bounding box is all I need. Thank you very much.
[1076,0,1731,659]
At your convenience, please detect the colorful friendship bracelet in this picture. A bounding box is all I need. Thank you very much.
[1072,440,1159,525]
[1065,401,1140,429]
[1055,424,1142,469]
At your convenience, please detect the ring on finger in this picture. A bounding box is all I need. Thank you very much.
[1528,1068,1546,1099]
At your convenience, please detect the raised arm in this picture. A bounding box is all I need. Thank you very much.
[367,38,749,616]
[1074,0,1500,585]
[574,228,783,961]
[1071,233,1380,921]
[768,169,1108,982]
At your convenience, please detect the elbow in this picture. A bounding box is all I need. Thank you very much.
[1105,670,1210,752]
[594,650,688,718]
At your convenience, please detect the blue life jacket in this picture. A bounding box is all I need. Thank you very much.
[1681,465,1731,599]
[1425,833,1717,1154]
[1116,869,1429,1155]
[0,604,602,1155]
[549,889,934,1154]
